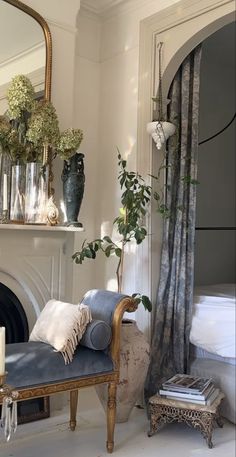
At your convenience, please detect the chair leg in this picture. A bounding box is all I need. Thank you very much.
[106,381,117,453]
[70,389,78,431]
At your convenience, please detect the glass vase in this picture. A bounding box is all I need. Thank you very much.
[10,164,26,223]
[24,162,49,224]
[0,153,11,222]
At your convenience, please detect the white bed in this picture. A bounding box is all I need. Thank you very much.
[190,284,236,423]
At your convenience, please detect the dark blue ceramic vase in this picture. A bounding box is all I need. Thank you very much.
[62,152,85,227]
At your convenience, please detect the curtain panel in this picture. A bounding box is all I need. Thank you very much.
[145,45,202,400]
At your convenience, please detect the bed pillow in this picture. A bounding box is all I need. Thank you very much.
[29,299,92,364]
[80,319,112,351]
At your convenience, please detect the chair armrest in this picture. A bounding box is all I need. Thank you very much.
[110,296,137,371]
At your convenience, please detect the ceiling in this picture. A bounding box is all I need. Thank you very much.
[80,0,125,15]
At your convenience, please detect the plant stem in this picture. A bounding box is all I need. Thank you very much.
[117,240,125,293]
[116,256,121,293]
[117,206,128,293]
[43,143,48,165]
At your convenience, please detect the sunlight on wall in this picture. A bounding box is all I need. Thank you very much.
[60,200,66,223]
[101,220,113,238]
[124,135,136,160]
[106,278,118,292]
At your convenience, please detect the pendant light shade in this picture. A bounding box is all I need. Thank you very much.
[147,121,176,150]
[147,42,176,149]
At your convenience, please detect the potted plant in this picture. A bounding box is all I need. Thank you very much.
[72,151,162,421]
[25,99,60,223]
[72,151,153,310]
[4,75,36,221]
[3,75,60,223]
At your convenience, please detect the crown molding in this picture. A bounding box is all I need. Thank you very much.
[78,6,102,22]
[45,17,78,34]
[80,0,166,20]
[80,0,125,16]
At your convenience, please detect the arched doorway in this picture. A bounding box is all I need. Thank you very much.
[136,0,235,335]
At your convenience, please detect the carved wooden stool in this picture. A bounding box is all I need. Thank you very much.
[148,392,225,448]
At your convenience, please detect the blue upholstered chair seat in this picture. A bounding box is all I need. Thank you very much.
[6,341,114,389]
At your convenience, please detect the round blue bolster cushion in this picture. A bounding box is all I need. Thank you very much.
[80,319,112,351]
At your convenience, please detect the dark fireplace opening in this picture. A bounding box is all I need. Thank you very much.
[0,283,29,343]
[0,282,50,423]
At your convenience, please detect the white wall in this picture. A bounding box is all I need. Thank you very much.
[73,9,102,292]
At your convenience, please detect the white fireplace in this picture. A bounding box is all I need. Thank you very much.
[0,224,92,412]
[0,225,89,335]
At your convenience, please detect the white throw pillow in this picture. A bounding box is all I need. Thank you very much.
[29,299,92,364]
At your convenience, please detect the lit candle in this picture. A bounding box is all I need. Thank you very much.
[0,326,5,375]
[3,173,8,211]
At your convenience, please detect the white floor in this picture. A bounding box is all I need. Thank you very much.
[0,388,235,457]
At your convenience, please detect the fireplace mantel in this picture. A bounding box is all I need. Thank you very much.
[0,224,84,232]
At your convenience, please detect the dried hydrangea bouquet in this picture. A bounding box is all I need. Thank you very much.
[0,74,84,225]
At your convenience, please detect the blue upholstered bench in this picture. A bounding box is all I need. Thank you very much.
[2,289,136,453]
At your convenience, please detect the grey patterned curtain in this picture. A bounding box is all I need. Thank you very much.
[145,45,202,400]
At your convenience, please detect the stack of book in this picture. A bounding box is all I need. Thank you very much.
[159,374,219,405]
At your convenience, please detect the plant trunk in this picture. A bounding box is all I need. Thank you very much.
[117,240,125,293]
[43,143,48,165]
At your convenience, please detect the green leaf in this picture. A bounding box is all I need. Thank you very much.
[119,175,126,187]
[115,248,122,258]
[103,236,113,244]
[181,176,200,185]
[84,248,94,258]
[105,245,113,257]
[90,249,96,259]
[141,295,152,312]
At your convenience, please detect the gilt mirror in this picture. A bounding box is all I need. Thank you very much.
[0,0,52,112]
[0,0,53,221]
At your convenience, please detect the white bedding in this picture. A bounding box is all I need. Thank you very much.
[190,284,236,358]
[190,344,236,366]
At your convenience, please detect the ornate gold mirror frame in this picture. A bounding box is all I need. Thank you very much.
[3,0,52,101]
